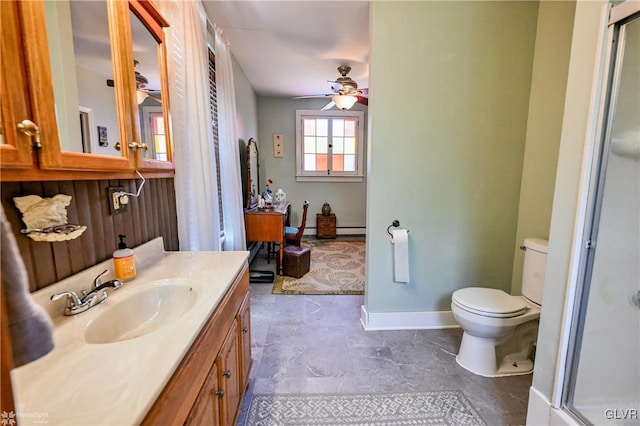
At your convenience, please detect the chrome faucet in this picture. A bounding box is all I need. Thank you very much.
[50,270,123,316]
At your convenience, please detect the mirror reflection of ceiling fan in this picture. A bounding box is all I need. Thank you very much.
[294,66,368,111]
[133,60,161,104]
[106,60,161,104]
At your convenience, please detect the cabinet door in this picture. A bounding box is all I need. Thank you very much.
[238,294,252,390]
[0,0,174,181]
[0,2,35,169]
[184,360,221,426]
[127,0,173,172]
[217,318,241,426]
[17,0,132,173]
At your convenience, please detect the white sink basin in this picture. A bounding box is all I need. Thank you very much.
[85,279,199,344]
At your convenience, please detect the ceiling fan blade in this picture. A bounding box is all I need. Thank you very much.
[146,93,162,103]
[356,96,368,106]
[293,94,332,99]
[137,89,162,104]
[321,100,335,111]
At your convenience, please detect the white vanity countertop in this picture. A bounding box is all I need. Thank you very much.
[11,238,249,426]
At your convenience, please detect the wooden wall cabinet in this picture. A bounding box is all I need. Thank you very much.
[0,0,173,182]
[144,264,251,426]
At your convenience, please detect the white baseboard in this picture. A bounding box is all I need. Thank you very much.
[336,228,366,235]
[526,386,580,426]
[527,386,551,425]
[303,228,366,236]
[360,305,459,331]
[549,408,580,426]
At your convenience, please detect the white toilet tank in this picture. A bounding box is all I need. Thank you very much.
[521,238,548,305]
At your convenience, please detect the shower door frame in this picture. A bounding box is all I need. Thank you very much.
[553,1,640,425]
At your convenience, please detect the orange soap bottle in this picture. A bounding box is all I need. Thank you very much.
[113,234,136,281]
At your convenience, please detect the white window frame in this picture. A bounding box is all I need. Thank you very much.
[295,109,365,182]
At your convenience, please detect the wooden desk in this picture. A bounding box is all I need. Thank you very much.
[244,202,290,275]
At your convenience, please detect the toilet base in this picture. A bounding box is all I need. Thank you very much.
[456,326,536,377]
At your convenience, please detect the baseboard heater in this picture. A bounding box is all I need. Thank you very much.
[249,270,275,284]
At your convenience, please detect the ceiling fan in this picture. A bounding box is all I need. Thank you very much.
[294,66,368,111]
[106,60,161,104]
[133,60,161,104]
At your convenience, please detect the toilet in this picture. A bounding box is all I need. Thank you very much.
[451,238,548,377]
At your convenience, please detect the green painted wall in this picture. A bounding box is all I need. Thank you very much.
[366,1,538,312]
[510,1,576,296]
[257,97,368,229]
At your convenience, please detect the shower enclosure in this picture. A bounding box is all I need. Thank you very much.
[562,3,639,425]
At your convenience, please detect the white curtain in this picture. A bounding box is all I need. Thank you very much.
[158,1,221,251]
[214,26,246,251]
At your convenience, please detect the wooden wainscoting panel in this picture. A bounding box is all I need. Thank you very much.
[0,178,178,292]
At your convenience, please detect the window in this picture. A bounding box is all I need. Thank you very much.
[208,48,224,235]
[150,112,167,161]
[295,110,365,182]
[141,106,167,160]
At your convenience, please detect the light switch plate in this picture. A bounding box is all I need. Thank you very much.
[273,133,284,158]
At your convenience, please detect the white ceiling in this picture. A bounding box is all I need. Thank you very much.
[202,1,370,98]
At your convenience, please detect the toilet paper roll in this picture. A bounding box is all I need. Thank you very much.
[391,229,410,283]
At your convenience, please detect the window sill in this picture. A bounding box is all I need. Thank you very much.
[295,175,364,183]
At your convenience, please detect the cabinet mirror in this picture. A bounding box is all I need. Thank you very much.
[44,0,121,156]
[129,7,170,162]
[0,0,172,178]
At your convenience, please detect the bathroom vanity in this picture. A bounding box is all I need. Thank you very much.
[11,238,251,425]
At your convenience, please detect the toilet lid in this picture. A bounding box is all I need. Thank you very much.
[452,288,528,317]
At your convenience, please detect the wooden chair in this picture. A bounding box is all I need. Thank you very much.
[284,201,309,247]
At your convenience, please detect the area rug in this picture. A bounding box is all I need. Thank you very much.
[273,240,365,295]
[244,391,486,425]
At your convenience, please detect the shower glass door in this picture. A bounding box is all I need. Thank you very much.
[563,6,639,426]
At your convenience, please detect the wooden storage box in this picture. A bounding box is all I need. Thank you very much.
[317,213,336,239]
[282,245,311,278]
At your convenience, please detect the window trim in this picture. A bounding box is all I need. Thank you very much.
[295,109,365,182]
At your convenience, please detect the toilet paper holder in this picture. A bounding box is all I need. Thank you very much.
[387,220,409,241]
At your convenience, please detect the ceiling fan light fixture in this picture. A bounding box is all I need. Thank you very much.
[333,94,358,110]
[136,90,148,105]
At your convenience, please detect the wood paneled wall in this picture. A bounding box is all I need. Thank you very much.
[1,178,179,292]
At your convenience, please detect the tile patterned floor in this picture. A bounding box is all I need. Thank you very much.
[237,242,532,425]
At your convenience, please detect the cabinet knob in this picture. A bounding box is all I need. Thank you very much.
[128,141,148,152]
[114,141,121,151]
[241,326,249,333]
[215,388,224,398]
[223,369,231,378]
[17,119,42,148]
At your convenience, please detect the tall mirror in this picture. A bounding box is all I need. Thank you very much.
[246,138,260,209]
[129,8,168,162]
[44,0,120,156]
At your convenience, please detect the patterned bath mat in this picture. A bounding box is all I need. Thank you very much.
[244,391,486,425]
[273,240,365,295]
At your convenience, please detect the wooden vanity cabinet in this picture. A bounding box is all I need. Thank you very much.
[184,360,221,426]
[217,319,242,426]
[0,0,173,182]
[238,294,252,390]
[143,264,251,426]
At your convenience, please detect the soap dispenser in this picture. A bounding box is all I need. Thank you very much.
[113,234,136,281]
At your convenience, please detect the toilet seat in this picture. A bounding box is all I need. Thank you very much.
[452,288,528,318]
